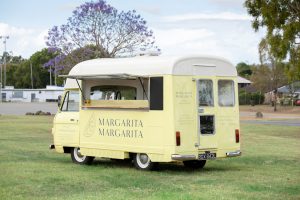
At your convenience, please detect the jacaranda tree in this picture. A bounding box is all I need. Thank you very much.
[46,0,158,72]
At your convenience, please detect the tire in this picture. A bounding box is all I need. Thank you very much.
[71,147,94,165]
[183,160,206,169]
[133,153,156,170]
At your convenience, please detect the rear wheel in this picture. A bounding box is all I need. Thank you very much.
[183,160,206,169]
[71,147,94,165]
[133,153,156,170]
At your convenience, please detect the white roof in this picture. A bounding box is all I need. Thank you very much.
[237,76,252,84]
[67,55,236,77]
[64,55,237,88]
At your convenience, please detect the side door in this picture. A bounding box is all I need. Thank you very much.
[54,90,80,147]
[197,79,218,149]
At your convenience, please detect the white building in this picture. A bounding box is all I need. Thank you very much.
[1,85,64,102]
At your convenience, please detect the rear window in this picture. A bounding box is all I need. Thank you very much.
[198,80,214,106]
[218,80,235,107]
[200,115,215,134]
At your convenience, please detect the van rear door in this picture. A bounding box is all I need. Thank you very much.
[197,79,218,150]
[215,79,239,150]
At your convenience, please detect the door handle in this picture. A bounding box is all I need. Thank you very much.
[70,119,75,122]
[198,108,204,113]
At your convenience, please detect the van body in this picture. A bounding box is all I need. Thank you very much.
[51,55,241,170]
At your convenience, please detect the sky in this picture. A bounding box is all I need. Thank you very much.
[0,0,265,65]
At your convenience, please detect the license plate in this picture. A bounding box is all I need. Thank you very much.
[199,152,216,160]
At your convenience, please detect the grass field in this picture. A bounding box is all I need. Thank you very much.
[0,115,299,200]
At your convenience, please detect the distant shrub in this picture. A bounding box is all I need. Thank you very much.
[239,90,265,105]
[25,111,51,116]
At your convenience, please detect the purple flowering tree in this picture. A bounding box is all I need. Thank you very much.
[46,0,158,72]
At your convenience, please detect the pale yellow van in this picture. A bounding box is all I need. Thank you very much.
[50,55,241,170]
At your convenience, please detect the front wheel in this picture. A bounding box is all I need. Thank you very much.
[71,147,94,165]
[133,153,156,170]
[183,160,206,169]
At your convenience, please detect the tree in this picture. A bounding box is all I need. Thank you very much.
[2,53,25,88]
[45,45,99,74]
[236,62,252,78]
[256,38,287,111]
[245,0,300,80]
[46,0,158,72]
[251,64,271,93]
[30,48,63,87]
[5,49,59,88]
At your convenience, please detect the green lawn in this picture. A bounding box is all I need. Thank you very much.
[0,115,299,200]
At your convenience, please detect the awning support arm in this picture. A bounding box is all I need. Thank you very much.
[75,79,86,101]
[138,77,148,100]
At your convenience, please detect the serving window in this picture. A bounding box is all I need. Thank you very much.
[81,78,150,109]
[78,76,164,110]
[90,86,137,100]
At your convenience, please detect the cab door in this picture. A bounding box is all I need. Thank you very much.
[196,79,218,149]
[54,90,80,147]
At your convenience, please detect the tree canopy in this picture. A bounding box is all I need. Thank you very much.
[3,49,59,89]
[245,0,300,80]
[236,62,252,78]
[46,0,158,72]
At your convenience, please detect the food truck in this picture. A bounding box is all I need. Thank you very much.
[50,55,241,170]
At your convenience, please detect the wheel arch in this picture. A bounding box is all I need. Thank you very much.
[63,146,72,154]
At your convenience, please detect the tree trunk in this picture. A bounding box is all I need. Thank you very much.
[274,91,277,112]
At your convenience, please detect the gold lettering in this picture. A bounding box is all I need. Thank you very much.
[99,118,104,126]
[126,130,131,137]
[139,131,143,138]
[110,119,115,126]
[115,129,120,137]
[99,128,104,135]
[126,119,131,127]
[139,120,143,128]
[115,119,120,126]
[98,117,144,139]
[109,129,114,136]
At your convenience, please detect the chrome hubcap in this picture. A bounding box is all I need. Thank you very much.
[136,153,150,168]
[74,147,86,162]
[139,154,149,164]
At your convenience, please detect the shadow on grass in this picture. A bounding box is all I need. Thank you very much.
[89,158,243,173]
[93,158,132,166]
[156,163,242,173]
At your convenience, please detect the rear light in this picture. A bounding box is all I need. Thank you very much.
[176,131,181,146]
[235,129,240,143]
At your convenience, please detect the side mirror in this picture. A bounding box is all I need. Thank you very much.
[57,95,62,108]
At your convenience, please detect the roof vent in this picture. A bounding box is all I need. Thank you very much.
[193,64,216,67]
